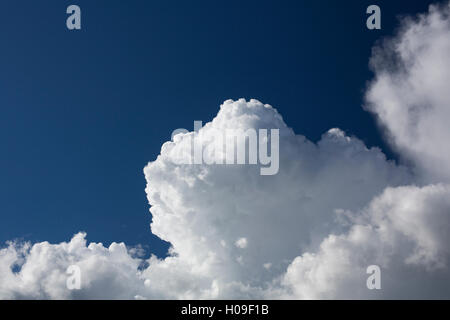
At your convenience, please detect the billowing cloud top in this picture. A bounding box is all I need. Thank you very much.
[1,1,450,299]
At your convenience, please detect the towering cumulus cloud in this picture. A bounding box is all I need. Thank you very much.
[141,99,411,299]
[1,2,450,299]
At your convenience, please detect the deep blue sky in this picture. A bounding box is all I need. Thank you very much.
[0,0,432,257]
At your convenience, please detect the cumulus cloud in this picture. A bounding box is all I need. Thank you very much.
[366,1,450,182]
[141,98,411,299]
[0,233,146,299]
[0,97,414,299]
[1,1,450,299]
[275,184,450,299]
[0,97,418,299]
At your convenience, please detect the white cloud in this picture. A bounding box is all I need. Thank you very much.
[141,98,411,299]
[275,184,450,299]
[365,1,450,183]
[0,233,146,299]
[235,238,248,249]
[2,1,450,299]
[0,98,412,299]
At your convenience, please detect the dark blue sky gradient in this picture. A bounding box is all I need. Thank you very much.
[0,0,432,257]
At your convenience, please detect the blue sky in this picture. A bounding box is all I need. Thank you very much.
[0,0,431,257]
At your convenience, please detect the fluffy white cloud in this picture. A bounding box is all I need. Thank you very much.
[366,1,450,183]
[1,1,450,299]
[141,98,411,298]
[0,97,414,299]
[0,98,416,299]
[0,233,146,299]
[275,184,450,299]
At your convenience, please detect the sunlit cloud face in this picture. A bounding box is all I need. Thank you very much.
[1,1,450,300]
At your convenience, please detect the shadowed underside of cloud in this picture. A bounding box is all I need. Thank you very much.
[2,1,450,299]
